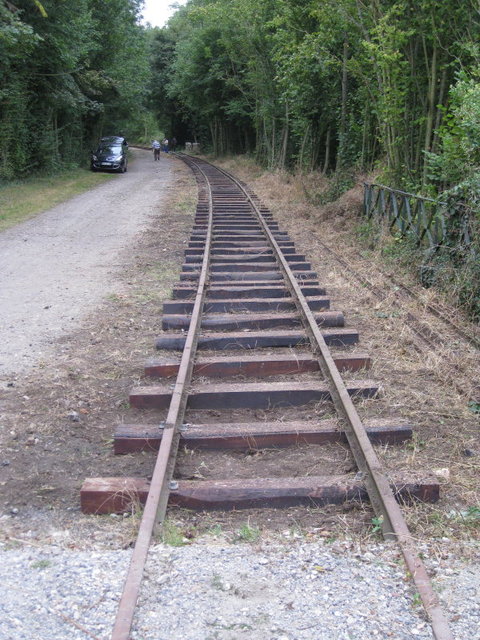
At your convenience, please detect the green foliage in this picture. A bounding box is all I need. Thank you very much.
[154,0,480,184]
[234,523,261,543]
[1,0,152,179]
[425,71,480,189]
[371,516,383,535]
[468,401,480,415]
[316,170,355,204]
[161,520,188,546]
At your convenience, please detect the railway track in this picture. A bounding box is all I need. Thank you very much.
[80,156,453,640]
[315,238,480,351]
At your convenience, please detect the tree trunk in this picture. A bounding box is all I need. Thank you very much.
[322,128,331,175]
[337,37,349,169]
[298,123,310,173]
[422,42,437,184]
[279,102,289,170]
[432,67,448,154]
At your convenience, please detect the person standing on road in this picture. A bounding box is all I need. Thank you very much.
[162,138,169,153]
[170,137,177,152]
[152,139,161,160]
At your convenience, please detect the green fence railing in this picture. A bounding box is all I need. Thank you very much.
[363,182,474,253]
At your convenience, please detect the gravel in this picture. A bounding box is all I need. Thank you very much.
[0,539,478,640]
[0,149,173,376]
[0,154,478,640]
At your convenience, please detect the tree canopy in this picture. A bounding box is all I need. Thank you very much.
[152,0,480,194]
[0,0,150,178]
[2,0,480,201]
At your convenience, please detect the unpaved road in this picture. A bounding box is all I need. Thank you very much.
[0,149,173,376]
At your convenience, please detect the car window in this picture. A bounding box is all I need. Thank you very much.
[98,145,123,154]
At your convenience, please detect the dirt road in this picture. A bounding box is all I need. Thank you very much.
[0,149,173,376]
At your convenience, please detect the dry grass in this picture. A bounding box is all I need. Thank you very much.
[1,152,477,549]
[212,154,480,541]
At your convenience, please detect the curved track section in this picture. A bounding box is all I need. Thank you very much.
[81,156,453,640]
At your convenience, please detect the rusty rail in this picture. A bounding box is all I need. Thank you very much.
[97,156,454,640]
[206,160,454,640]
[110,160,213,640]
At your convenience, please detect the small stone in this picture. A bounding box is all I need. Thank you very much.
[67,411,80,422]
[433,467,450,481]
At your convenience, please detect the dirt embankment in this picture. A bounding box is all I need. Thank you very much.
[0,154,478,549]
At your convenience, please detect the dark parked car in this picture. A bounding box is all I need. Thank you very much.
[91,140,128,173]
[99,136,128,147]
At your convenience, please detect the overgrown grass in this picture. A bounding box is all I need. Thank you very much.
[355,217,480,321]
[0,168,115,232]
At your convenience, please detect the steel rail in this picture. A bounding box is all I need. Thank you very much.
[187,157,453,640]
[316,236,480,351]
[392,278,480,350]
[110,160,213,640]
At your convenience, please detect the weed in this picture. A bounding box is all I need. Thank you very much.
[211,573,224,590]
[412,592,421,608]
[208,524,223,537]
[234,523,261,543]
[468,401,480,414]
[31,559,51,570]
[161,520,187,546]
[371,515,384,535]
[452,506,480,529]
[405,433,426,453]
[356,220,380,250]
[315,170,355,205]
[0,169,113,232]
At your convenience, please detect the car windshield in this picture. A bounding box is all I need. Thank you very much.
[98,145,122,154]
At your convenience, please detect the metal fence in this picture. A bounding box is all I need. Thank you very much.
[363,182,474,253]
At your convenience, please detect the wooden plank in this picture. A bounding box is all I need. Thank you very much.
[180,270,318,282]
[162,296,330,314]
[80,475,440,514]
[114,420,413,454]
[144,353,371,378]
[129,380,378,410]
[185,247,296,256]
[207,285,326,298]
[194,223,279,231]
[182,261,312,273]
[81,477,150,514]
[190,241,295,249]
[162,311,344,331]
[186,253,306,263]
[191,233,289,242]
[192,229,288,237]
[156,328,358,350]
[198,213,273,219]
[172,283,322,299]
